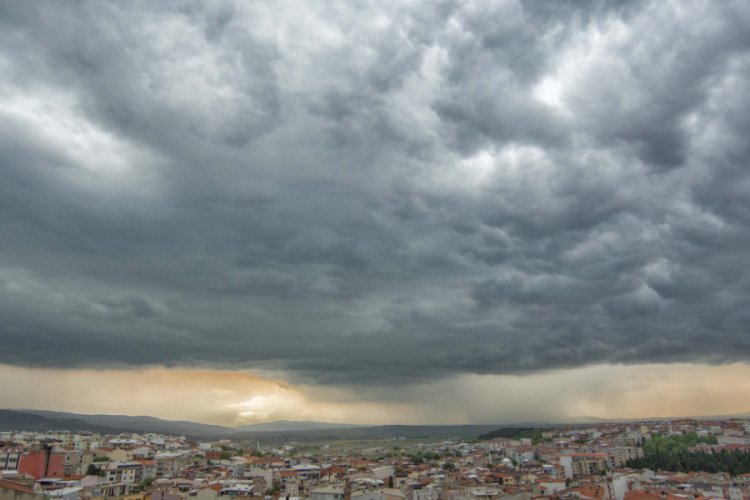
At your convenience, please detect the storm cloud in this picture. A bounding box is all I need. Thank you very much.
[1,0,750,386]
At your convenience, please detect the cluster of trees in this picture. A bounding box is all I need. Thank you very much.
[642,433,718,454]
[624,433,750,476]
[408,451,441,464]
[477,427,548,444]
[627,448,750,476]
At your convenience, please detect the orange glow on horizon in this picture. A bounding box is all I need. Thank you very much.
[3,363,750,426]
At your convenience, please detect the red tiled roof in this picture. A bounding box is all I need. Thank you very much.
[0,479,35,494]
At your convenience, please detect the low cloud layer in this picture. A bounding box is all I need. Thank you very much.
[1,1,750,388]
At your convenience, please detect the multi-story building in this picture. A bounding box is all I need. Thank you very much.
[559,453,609,478]
[155,452,193,478]
[18,446,65,479]
[104,461,142,485]
[607,447,644,468]
[0,450,21,471]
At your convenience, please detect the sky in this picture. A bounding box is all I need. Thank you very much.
[1,0,750,426]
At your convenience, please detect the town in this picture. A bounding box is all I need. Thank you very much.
[4,419,750,500]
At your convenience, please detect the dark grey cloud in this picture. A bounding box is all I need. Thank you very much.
[1,0,750,385]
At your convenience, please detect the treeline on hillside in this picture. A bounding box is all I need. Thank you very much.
[627,448,750,476]
[624,433,750,475]
[477,427,547,443]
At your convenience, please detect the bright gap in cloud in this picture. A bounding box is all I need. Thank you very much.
[0,89,162,198]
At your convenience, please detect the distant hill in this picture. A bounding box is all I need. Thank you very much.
[2,409,630,444]
[3,409,234,437]
[1,409,507,442]
[5,408,750,443]
[0,409,122,434]
[476,427,545,441]
[235,420,361,432]
[230,424,506,443]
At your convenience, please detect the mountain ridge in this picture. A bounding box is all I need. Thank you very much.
[0,409,515,440]
[4,409,749,442]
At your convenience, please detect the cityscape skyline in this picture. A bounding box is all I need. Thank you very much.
[3,414,750,499]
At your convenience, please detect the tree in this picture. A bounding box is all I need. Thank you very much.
[86,464,104,477]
